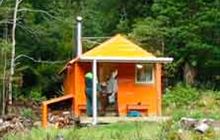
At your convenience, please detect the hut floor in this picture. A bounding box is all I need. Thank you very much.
[80,116,171,124]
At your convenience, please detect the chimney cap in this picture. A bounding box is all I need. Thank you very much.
[76,16,82,21]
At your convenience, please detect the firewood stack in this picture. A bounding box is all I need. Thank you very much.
[48,111,80,128]
[0,114,33,137]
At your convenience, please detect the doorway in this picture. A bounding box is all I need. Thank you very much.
[98,63,118,116]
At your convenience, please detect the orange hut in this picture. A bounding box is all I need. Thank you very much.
[42,32,173,127]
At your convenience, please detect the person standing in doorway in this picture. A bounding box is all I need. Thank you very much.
[85,72,100,116]
[107,69,118,114]
[99,81,108,116]
[85,72,93,116]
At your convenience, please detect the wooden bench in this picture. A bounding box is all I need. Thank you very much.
[127,104,149,116]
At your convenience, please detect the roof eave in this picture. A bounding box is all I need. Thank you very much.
[79,56,173,63]
[58,57,79,75]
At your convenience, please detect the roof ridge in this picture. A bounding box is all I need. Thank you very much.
[121,36,154,55]
[83,34,121,56]
[82,34,155,58]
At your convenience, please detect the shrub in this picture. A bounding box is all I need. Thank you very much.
[21,108,35,119]
[163,84,220,120]
[157,120,220,140]
[163,83,199,107]
[29,89,46,102]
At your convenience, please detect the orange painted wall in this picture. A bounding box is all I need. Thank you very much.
[64,62,91,116]
[64,64,75,96]
[64,62,162,117]
[117,63,160,116]
[74,62,91,116]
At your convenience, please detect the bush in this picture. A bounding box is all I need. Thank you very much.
[157,120,220,140]
[163,84,220,120]
[163,83,199,107]
[21,108,35,119]
[29,89,46,102]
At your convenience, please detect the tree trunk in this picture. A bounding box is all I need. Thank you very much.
[2,49,7,115]
[8,0,22,105]
[1,49,3,115]
[183,62,196,85]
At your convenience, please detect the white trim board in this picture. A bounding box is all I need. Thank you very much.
[79,56,173,63]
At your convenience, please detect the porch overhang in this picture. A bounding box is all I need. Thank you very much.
[79,56,173,63]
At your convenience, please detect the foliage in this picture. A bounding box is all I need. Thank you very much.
[163,84,220,120]
[131,0,220,86]
[161,85,220,139]
[158,120,220,140]
[21,108,35,120]
[163,83,199,107]
[29,89,46,102]
[0,0,220,103]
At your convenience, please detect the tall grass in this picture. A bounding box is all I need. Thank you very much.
[3,122,161,140]
[159,84,220,139]
[163,83,220,120]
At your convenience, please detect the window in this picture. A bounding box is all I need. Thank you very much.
[135,64,154,84]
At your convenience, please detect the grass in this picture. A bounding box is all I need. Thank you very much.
[163,90,220,121]
[4,120,220,140]
[160,85,220,140]
[3,121,161,140]
[3,84,220,140]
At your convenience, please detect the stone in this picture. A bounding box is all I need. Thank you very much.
[33,121,41,127]
[0,118,3,124]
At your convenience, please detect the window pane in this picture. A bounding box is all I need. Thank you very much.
[145,65,153,81]
[136,64,153,83]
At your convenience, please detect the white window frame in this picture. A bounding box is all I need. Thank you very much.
[135,63,154,84]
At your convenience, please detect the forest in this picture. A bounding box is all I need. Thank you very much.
[0,0,220,139]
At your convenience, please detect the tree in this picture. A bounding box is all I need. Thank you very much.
[0,41,10,115]
[8,0,22,105]
[131,0,220,86]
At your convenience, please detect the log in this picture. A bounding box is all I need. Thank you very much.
[180,117,198,129]
[195,123,209,133]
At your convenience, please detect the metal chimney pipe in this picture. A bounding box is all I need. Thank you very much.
[76,16,82,57]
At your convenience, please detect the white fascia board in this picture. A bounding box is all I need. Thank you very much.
[80,56,173,63]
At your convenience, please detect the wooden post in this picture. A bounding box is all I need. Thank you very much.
[92,59,97,125]
[156,64,162,116]
[42,102,48,128]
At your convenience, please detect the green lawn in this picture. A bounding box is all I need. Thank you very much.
[3,122,161,140]
[3,85,220,140]
[3,120,220,140]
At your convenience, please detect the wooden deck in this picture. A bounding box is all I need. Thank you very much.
[80,116,171,124]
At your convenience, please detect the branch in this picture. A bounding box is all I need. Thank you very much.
[16,23,40,37]
[0,0,3,6]
[82,37,111,39]
[0,18,23,25]
[18,0,23,4]
[18,8,62,21]
[15,54,66,64]
[0,20,9,25]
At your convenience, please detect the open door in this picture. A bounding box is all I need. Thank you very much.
[98,63,118,116]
